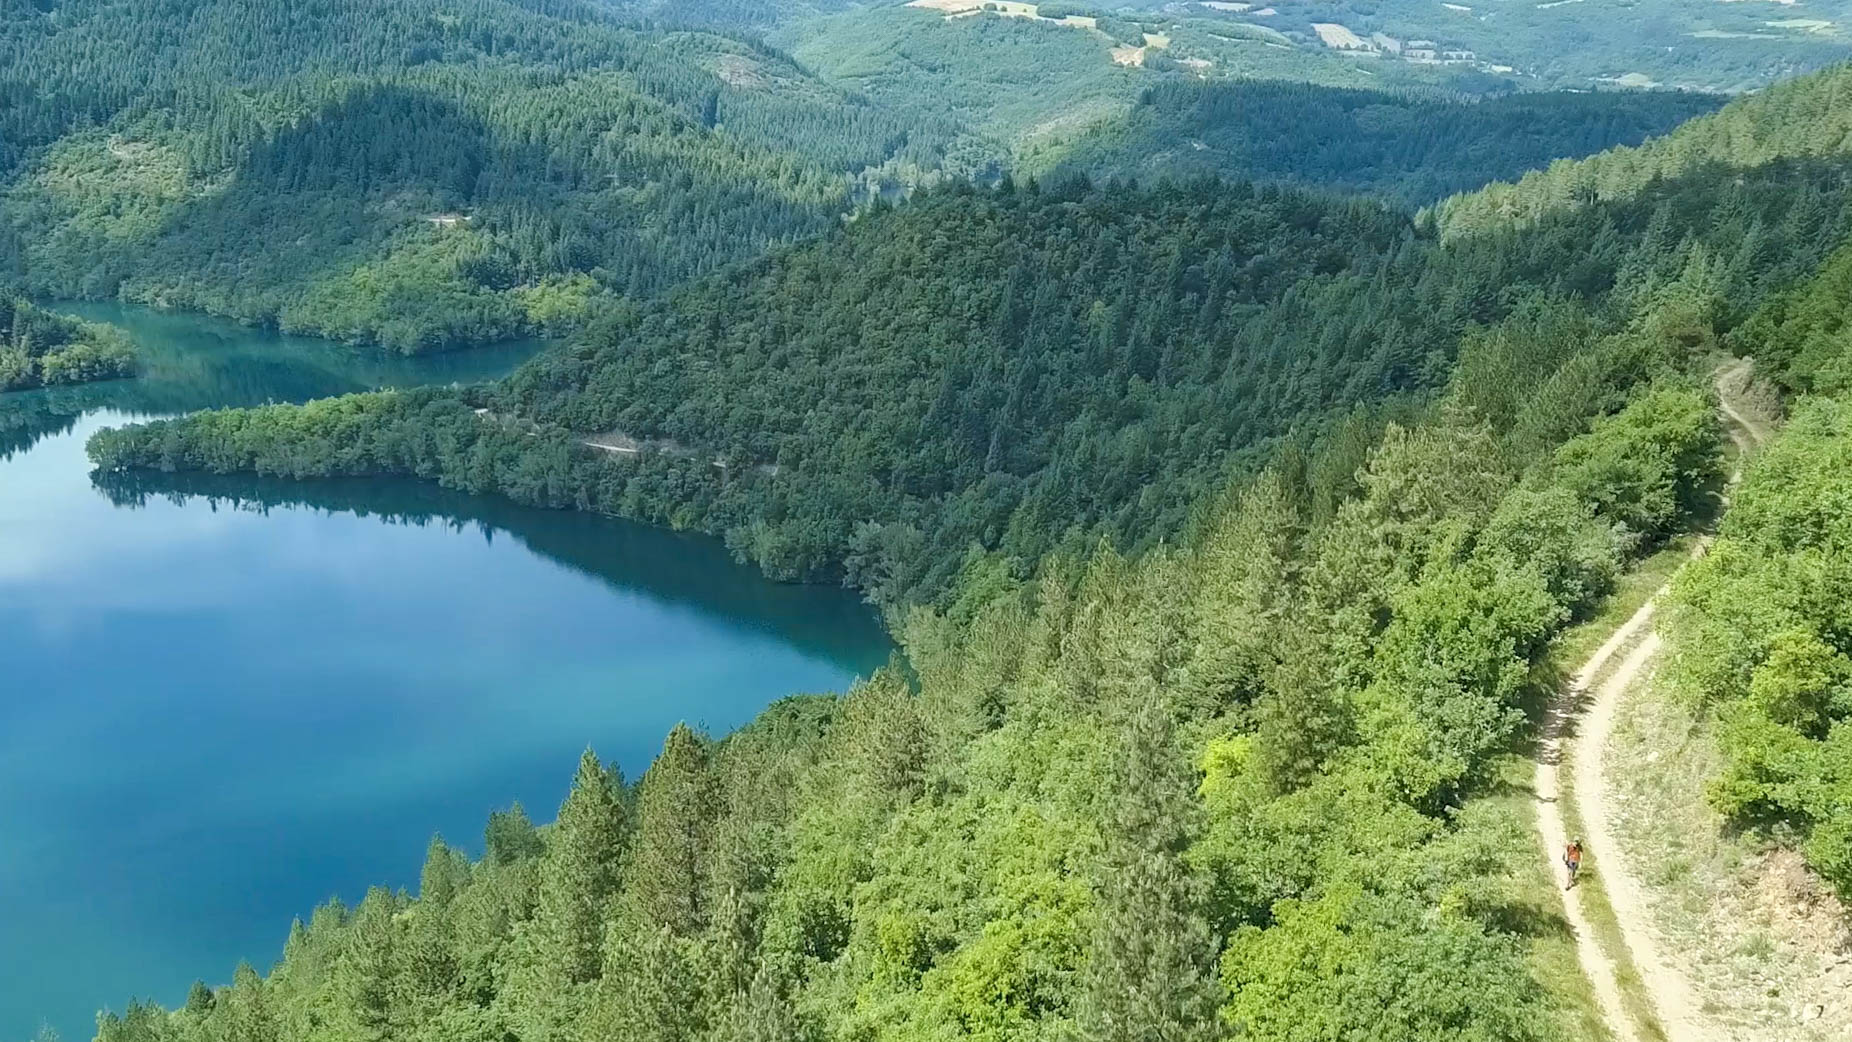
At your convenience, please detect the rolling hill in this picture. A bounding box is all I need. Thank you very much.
[0,0,959,351]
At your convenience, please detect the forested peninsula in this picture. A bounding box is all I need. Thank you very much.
[0,294,134,392]
[91,110,1852,608]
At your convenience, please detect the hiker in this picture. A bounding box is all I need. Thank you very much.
[1564,839,1583,889]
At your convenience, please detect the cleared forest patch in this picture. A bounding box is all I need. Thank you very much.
[911,0,1097,26]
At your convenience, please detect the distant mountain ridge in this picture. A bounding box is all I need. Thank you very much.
[1050,80,1722,206]
[1434,63,1852,239]
[0,0,1786,355]
[0,0,956,351]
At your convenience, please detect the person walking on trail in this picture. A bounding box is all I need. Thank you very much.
[1564,839,1583,889]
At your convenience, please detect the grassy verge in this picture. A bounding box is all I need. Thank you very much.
[1512,534,1702,1042]
[1554,705,1671,1042]
[1601,667,1852,1038]
[1481,754,1619,1042]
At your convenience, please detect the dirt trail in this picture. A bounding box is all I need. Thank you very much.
[474,408,781,476]
[1534,361,1763,1042]
[1533,590,1666,1042]
[1571,628,1717,1042]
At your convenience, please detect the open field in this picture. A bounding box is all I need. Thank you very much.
[1312,22,1368,48]
[911,0,1098,28]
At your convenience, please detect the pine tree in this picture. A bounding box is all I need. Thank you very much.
[703,886,753,1004]
[332,888,401,1042]
[1180,472,1300,715]
[1077,694,1221,1042]
[485,802,544,865]
[402,838,468,1011]
[1252,637,1354,796]
[453,856,534,1007]
[419,835,470,908]
[840,672,926,802]
[533,749,629,985]
[219,962,277,1042]
[711,960,803,1042]
[598,927,703,1042]
[624,725,718,938]
[280,918,309,967]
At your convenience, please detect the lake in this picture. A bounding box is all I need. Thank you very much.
[0,304,892,1042]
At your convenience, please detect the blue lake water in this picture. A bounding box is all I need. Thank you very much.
[0,304,891,1042]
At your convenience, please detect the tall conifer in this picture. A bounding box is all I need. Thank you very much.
[533,749,629,985]
[624,725,718,939]
[1078,695,1220,1042]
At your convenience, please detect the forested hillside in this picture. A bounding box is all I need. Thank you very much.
[92,139,1852,606]
[1433,63,1852,239]
[0,0,958,351]
[0,293,134,391]
[74,39,1852,1042]
[1054,81,1721,206]
[1658,241,1852,902]
[86,216,1737,1042]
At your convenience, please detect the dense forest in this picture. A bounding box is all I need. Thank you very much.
[1053,81,1721,207]
[84,214,1736,1042]
[0,0,961,351]
[1430,63,1852,240]
[92,137,1852,608]
[39,10,1852,1041]
[0,293,134,391]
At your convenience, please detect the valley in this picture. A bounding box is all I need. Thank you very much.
[6,4,1852,1042]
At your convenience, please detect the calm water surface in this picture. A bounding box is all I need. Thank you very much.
[0,304,891,1042]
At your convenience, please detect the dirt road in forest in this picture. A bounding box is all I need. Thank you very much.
[1533,361,1763,1042]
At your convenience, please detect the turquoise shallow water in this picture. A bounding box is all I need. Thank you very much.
[0,305,890,1042]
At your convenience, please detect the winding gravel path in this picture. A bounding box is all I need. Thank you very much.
[1532,361,1763,1042]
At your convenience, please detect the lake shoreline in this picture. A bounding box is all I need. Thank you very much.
[0,302,890,1042]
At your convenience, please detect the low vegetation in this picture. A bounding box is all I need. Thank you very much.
[1667,393,1852,899]
[1603,662,1852,1037]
